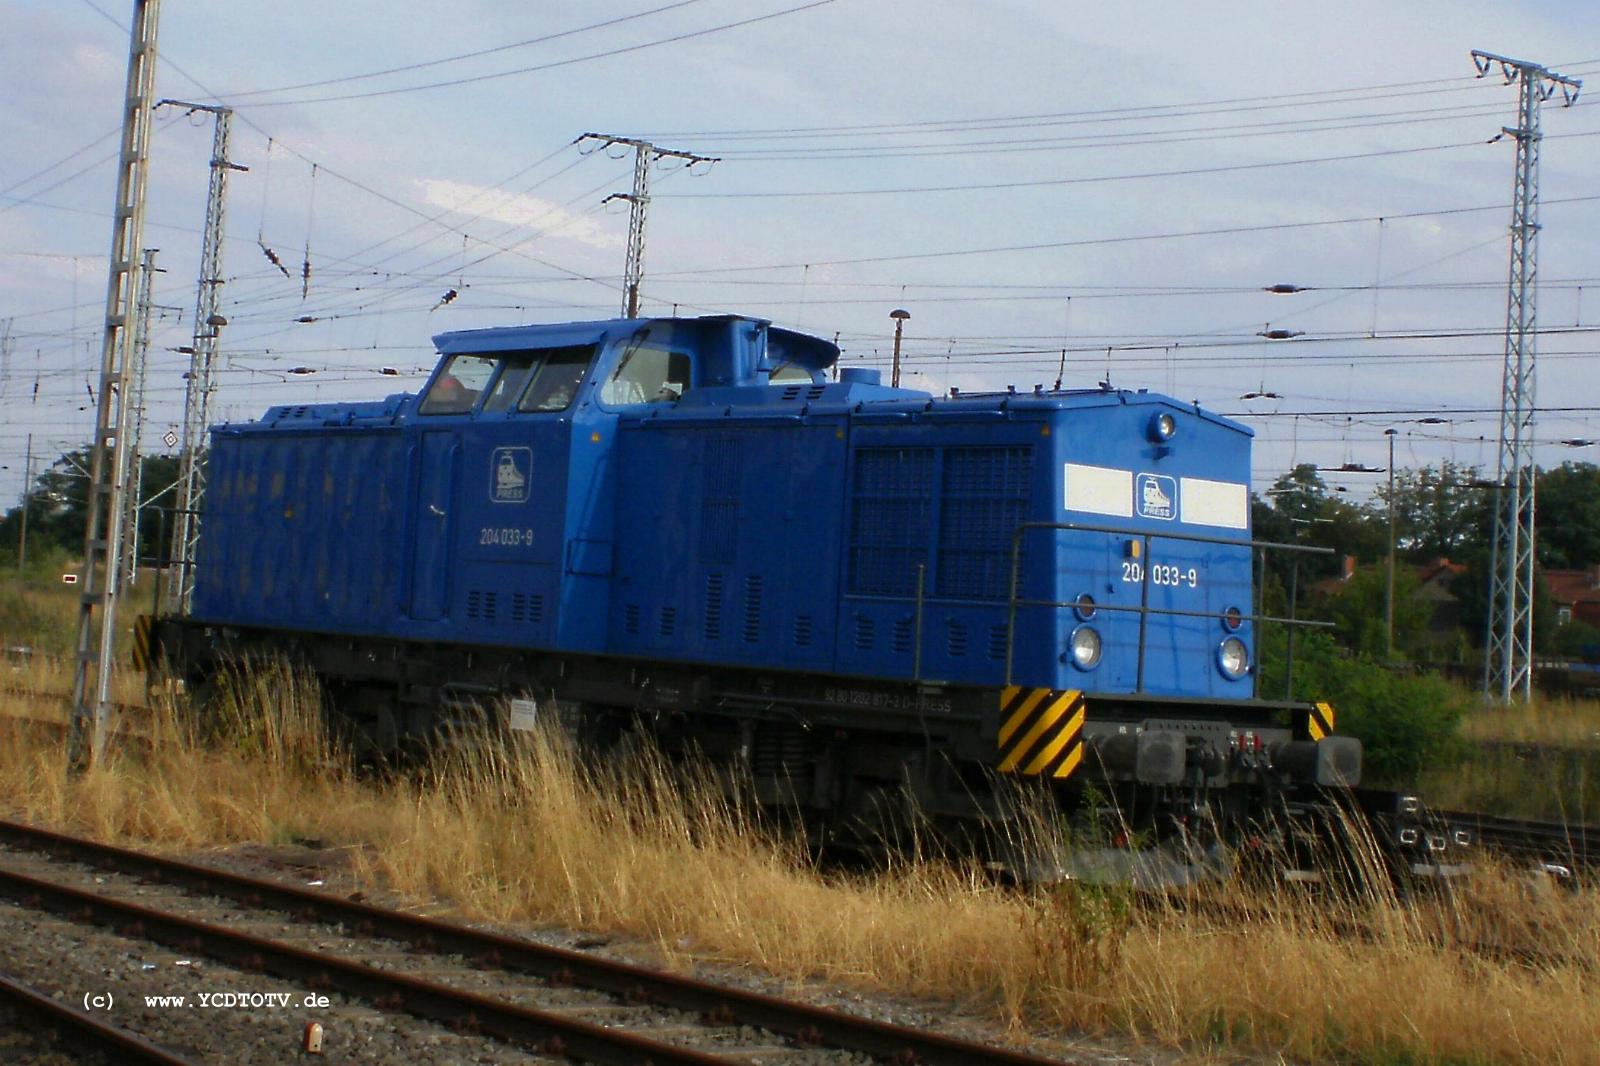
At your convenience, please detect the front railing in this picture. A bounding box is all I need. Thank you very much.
[1002,521,1335,698]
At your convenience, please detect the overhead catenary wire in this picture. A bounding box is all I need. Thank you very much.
[212,0,715,100]
[206,0,841,109]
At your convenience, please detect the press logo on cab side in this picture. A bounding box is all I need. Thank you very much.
[491,447,531,503]
[1136,473,1176,520]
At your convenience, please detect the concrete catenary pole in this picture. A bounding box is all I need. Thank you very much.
[69,0,163,770]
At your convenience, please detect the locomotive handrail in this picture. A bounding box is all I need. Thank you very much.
[1003,520,1335,693]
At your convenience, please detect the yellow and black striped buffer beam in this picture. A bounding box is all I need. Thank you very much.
[131,615,155,672]
[1300,701,1336,742]
[997,687,1086,779]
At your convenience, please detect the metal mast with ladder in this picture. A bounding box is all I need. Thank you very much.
[117,247,160,591]
[164,101,245,613]
[577,134,717,318]
[69,0,163,769]
[1473,50,1581,702]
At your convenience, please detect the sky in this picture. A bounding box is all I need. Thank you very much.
[1,0,1598,510]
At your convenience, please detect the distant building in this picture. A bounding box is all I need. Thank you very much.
[1545,565,1600,629]
[1310,555,1468,659]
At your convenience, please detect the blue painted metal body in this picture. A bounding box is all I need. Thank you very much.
[192,315,1255,699]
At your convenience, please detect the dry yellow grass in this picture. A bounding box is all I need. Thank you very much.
[0,667,1595,1064]
[1457,694,1600,749]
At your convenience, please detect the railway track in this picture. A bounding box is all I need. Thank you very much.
[0,971,201,1065]
[0,818,1073,1065]
[1431,806,1597,876]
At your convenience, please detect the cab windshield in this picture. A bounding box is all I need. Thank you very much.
[418,345,595,415]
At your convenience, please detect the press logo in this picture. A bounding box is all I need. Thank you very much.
[1136,473,1176,520]
[491,447,531,503]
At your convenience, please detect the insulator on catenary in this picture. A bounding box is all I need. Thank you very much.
[259,241,291,280]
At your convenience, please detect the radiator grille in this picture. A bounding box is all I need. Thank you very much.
[848,448,933,597]
[937,446,1032,601]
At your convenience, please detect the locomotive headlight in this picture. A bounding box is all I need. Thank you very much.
[1069,625,1103,670]
[1148,411,1177,443]
[1217,636,1250,680]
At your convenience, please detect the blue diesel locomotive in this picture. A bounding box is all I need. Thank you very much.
[150,314,1359,851]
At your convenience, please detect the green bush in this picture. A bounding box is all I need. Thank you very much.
[1257,626,1468,784]
[1552,618,1600,660]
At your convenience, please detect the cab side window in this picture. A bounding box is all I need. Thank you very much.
[518,345,593,413]
[480,352,537,414]
[599,343,691,406]
[419,353,497,415]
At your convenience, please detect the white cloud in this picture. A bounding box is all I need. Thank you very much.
[415,179,623,251]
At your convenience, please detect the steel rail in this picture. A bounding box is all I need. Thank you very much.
[0,819,1073,1066]
[0,863,735,1066]
[0,971,202,1065]
[1431,807,1596,872]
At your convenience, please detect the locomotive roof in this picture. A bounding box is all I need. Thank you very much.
[431,313,839,371]
[227,316,1248,436]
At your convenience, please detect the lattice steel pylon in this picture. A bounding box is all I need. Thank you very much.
[117,247,159,591]
[164,101,244,614]
[577,133,717,319]
[1473,50,1582,702]
[69,0,163,770]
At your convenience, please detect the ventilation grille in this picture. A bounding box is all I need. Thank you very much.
[703,572,724,643]
[946,619,969,658]
[892,617,913,655]
[988,623,1010,661]
[510,593,545,627]
[624,602,641,635]
[699,438,741,565]
[778,384,826,401]
[848,448,934,597]
[742,574,763,644]
[937,446,1032,600]
[658,605,677,639]
[466,589,498,622]
[792,615,814,647]
[853,615,875,651]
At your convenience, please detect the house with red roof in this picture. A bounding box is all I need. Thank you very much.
[1546,565,1600,629]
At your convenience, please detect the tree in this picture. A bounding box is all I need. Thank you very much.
[1535,461,1600,568]
[1377,461,1489,563]
[0,449,181,569]
[1256,464,1384,600]
[1325,564,1430,659]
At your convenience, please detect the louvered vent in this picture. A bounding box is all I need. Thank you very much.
[703,572,724,642]
[742,574,763,644]
[946,619,969,657]
[892,617,914,655]
[659,605,677,639]
[792,615,814,647]
[624,603,641,635]
[853,615,875,651]
[466,589,498,621]
[988,624,1010,661]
